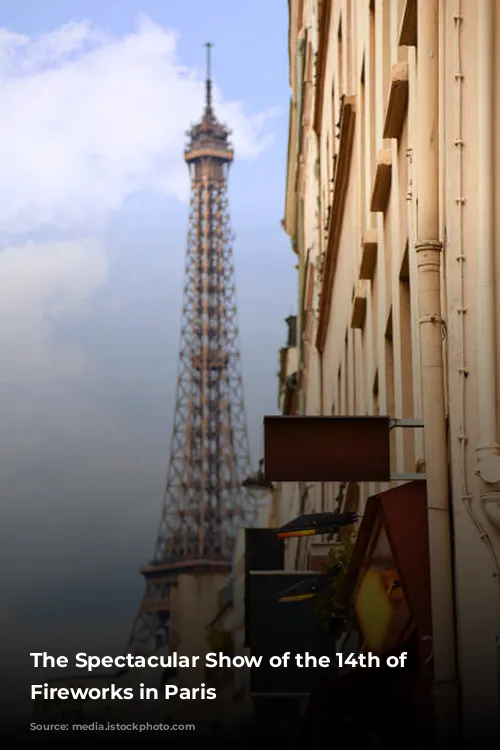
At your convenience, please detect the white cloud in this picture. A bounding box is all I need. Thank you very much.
[0,16,278,424]
[0,17,278,234]
[0,238,107,385]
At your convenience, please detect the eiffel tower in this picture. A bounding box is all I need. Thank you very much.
[127,44,253,655]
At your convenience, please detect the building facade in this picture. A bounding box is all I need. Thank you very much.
[281,0,500,741]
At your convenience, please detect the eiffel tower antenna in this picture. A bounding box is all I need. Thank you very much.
[205,41,213,111]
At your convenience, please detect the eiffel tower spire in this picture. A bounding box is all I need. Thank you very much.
[205,41,213,112]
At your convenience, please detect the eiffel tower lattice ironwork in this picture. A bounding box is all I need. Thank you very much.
[127,44,253,656]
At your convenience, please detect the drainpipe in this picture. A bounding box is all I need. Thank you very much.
[415,0,459,742]
[474,8,500,736]
[475,0,500,525]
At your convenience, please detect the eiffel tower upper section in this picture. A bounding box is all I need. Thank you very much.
[185,43,233,168]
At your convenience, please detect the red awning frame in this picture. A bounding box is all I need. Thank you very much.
[342,480,433,675]
[264,415,392,481]
[301,482,435,739]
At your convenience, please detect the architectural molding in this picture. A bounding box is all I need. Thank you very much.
[359,229,378,280]
[351,280,369,330]
[383,62,409,140]
[399,0,417,47]
[316,97,356,352]
[370,149,393,213]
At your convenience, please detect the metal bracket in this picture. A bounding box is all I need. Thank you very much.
[391,472,427,481]
[388,421,426,480]
[389,418,424,430]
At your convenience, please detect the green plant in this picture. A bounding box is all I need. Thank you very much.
[314,532,357,635]
[207,628,232,652]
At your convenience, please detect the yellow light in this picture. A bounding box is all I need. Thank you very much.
[278,593,315,603]
[276,528,316,539]
[354,569,394,650]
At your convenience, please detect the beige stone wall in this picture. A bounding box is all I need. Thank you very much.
[170,572,227,688]
[282,0,500,734]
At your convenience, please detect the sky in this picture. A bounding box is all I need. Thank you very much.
[0,0,296,712]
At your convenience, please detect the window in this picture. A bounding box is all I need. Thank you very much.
[338,18,344,97]
[399,248,415,469]
[352,330,358,413]
[385,311,396,462]
[369,0,376,181]
[382,0,391,124]
[373,370,379,416]
[344,332,349,411]
[385,311,395,419]
[360,57,367,229]
[337,365,343,414]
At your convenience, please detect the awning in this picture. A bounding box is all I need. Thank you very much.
[302,481,434,738]
[301,636,433,744]
[343,480,433,671]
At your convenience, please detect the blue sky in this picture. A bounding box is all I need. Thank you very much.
[0,0,295,709]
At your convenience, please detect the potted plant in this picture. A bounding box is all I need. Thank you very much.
[314,532,357,638]
[207,628,233,653]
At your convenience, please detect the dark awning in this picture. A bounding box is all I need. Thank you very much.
[264,415,391,481]
[301,636,433,744]
[301,482,434,738]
